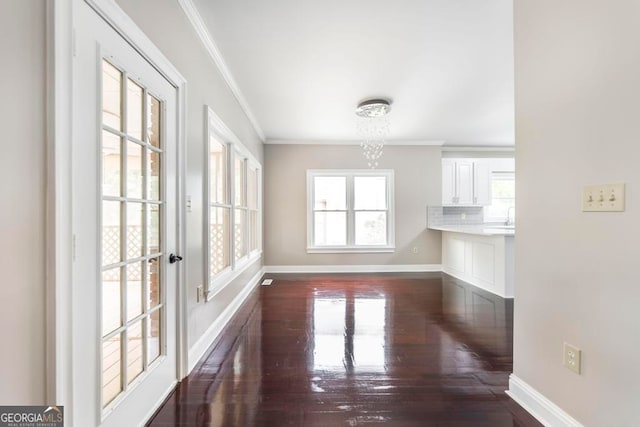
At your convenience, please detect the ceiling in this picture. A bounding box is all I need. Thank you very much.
[192,0,514,146]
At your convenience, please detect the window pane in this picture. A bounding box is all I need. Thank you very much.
[249,210,258,252]
[234,209,246,260]
[313,212,346,246]
[102,334,122,407]
[355,212,387,245]
[148,204,160,255]
[127,321,143,384]
[127,202,143,260]
[102,269,121,336]
[314,177,346,210]
[210,207,230,276]
[127,79,143,140]
[126,262,143,321]
[485,173,516,221]
[147,309,161,364]
[127,141,143,199]
[148,150,160,201]
[102,61,122,130]
[102,131,121,197]
[210,138,227,204]
[102,201,121,266]
[147,95,161,148]
[354,176,387,210]
[234,157,245,206]
[248,167,258,209]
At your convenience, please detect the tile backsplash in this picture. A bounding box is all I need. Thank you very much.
[427,206,484,226]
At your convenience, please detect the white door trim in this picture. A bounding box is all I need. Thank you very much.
[49,0,188,421]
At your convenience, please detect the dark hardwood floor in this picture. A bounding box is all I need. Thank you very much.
[148,273,541,426]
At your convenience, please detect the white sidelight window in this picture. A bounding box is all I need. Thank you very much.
[205,107,261,299]
[307,170,395,253]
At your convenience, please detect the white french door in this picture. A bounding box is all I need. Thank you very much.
[71,1,180,425]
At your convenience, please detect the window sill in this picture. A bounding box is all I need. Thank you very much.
[206,250,262,301]
[307,246,395,254]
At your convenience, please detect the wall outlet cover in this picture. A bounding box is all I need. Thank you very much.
[563,342,582,374]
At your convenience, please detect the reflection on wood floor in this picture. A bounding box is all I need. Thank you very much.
[148,273,541,426]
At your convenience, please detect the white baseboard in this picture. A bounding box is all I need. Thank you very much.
[506,374,584,427]
[187,268,264,373]
[263,264,442,273]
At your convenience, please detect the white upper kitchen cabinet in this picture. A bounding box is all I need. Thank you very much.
[442,159,491,206]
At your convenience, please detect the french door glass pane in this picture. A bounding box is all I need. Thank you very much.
[354,176,387,210]
[102,61,122,130]
[148,150,160,201]
[102,131,121,197]
[102,269,121,336]
[126,141,143,199]
[102,334,122,407]
[355,211,387,245]
[234,209,246,260]
[148,204,160,255]
[147,257,160,310]
[126,321,144,384]
[126,202,143,260]
[147,309,161,364]
[314,177,346,210]
[210,207,230,276]
[102,201,121,266]
[210,139,227,204]
[147,95,161,148]
[127,79,143,140]
[126,262,143,321]
[313,212,346,246]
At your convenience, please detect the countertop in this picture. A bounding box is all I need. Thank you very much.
[428,224,515,236]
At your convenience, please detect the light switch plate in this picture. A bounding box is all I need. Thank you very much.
[582,183,625,212]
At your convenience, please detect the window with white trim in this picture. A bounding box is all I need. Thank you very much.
[484,171,515,223]
[205,107,261,298]
[307,170,394,253]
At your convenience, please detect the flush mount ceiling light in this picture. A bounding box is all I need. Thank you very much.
[355,98,392,168]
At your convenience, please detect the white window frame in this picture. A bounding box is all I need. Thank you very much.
[204,106,262,300]
[306,169,395,253]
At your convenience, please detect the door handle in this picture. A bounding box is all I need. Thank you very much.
[169,254,183,264]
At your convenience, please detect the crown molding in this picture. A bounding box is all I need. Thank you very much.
[177,0,266,142]
[265,139,446,146]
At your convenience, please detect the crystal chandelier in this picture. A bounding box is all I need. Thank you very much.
[355,99,391,168]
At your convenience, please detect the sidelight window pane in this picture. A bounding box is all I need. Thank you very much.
[147,309,161,364]
[147,150,160,201]
[147,257,161,310]
[147,204,160,255]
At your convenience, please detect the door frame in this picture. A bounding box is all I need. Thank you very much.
[47,0,188,421]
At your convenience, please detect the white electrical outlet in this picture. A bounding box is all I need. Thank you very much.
[196,285,204,302]
[582,183,625,212]
[412,247,419,254]
[563,342,582,374]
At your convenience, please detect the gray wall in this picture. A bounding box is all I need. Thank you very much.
[115,0,264,350]
[514,0,640,425]
[0,0,46,404]
[264,144,442,266]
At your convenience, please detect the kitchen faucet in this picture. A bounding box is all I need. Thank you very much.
[505,206,515,225]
